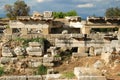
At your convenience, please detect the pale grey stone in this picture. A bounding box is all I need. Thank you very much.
[94,48,102,56]
[93,60,104,69]
[74,67,101,79]
[89,46,94,56]
[26,47,42,56]
[27,75,42,80]
[2,47,13,57]
[43,57,54,63]
[29,42,41,47]
[43,11,53,18]
[101,52,112,64]
[62,30,68,34]
[78,76,106,80]
[14,46,25,56]
[0,57,11,64]
[29,61,42,68]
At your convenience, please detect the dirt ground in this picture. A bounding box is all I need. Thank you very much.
[54,56,120,80]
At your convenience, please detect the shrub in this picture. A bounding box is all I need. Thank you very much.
[117,72,120,76]
[0,67,4,76]
[54,54,61,57]
[37,64,47,75]
[61,71,75,79]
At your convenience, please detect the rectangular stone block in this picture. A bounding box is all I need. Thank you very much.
[27,75,42,80]
[6,76,18,80]
[18,76,26,80]
[21,28,27,35]
[5,76,26,80]
[43,63,54,67]
[78,76,106,80]
[0,77,6,80]
[43,57,54,63]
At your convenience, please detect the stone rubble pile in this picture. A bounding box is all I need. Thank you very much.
[0,41,61,75]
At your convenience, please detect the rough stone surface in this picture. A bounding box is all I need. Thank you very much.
[43,63,54,67]
[26,42,43,56]
[101,52,112,64]
[74,67,101,78]
[50,47,57,56]
[89,46,94,56]
[94,48,102,56]
[111,40,119,47]
[0,57,11,64]
[0,77,6,80]
[78,76,106,80]
[29,42,41,47]
[10,58,18,64]
[114,59,120,67]
[5,76,26,80]
[116,47,120,53]
[72,53,88,58]
[93,60,104,69]
[2,47,13,57]
[28,61,42,68]
[14,46,25,56]
[46,74,61,80]
[43,11,53,18]
[27,75,42,80]
[43,57,54,63]
[26,47,42,56]
[102,46,113,53]
[62,30,68,34]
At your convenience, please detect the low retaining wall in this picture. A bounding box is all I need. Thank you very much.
[0,75,106,80]
[78,76,106,80]
[0,75,44,80]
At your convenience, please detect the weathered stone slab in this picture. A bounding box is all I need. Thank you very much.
[72,53,88,58]
[43,57,54,63]
[46,74,61,79]
[78,76,106,80]
[5,76,26,80]
[43,11,53,18]
[14,46,25,56]
[2,47,13,57]
[29,42,41,47]
[26,47,42,56]
[26,42,43,57]
[74,67,101,78]
[10,58,18,64]
[89,46,94,56]
[93,60,104,69]
[54,57,61,61]
[18,76,26,80]
[29,61,42,68]
[27,75,42,80]
[0,57,11,64]
[0,77,6,80]
[94,48,102,56]
[101,52,112,64]
[43,63,54,67]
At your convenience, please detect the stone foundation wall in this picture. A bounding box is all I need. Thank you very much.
[0,76,106,80]
[0,76,44,80]
[78,76,106,80]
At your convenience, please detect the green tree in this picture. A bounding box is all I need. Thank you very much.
[53,10,78,18]
[4,0,30,19]
[66,10,78,16]
[105,7,120,17]
[59,12,65,18]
